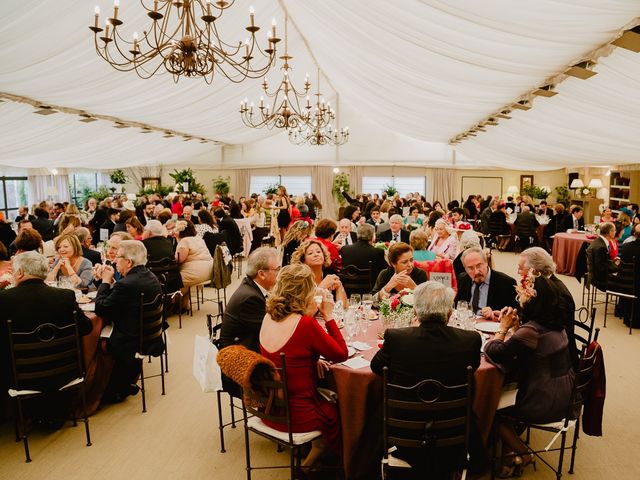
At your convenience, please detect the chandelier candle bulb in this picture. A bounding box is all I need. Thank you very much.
[94,6,100,28]
[154,1,158,12]
[113,0,119,21]
[249,6,255,27]
[271,18,276,39]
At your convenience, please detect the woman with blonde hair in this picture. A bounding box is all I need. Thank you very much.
[259,263,348,473]
[291,239,348,306]
[46,233,93,288]
[281,220,313,266]
[174,220,213,310]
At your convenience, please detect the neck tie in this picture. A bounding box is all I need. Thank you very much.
[394,233,399,242]
[472,282,481,313]
[574,217,578,229]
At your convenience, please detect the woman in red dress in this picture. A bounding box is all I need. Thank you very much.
[260,263,349,471]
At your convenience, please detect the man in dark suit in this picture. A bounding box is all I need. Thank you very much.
[0,252,92,421]
[619,224,640,327]
[456,247,518,319]
[514,205,540,244]
[14,206,36,223]
[371,280,481,476]
[560,206,585,232]
[74,227,102,266]
[586,222,619,291]
[333,218,358,247]
[214,208,243,255]
[219,247,279,352]
[142,220,175,262]
[340,224,387,282]
[137,202,155,227]
[32,206,56,242]
[99,208,120,240]
[378,214,410,243]
[94,240,163,402]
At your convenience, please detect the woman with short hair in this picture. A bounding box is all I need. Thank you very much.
[372,242,427,301]
[46,233,93,288]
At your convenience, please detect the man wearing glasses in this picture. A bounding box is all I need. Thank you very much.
[219,247,279,352]
[94,240,163,403]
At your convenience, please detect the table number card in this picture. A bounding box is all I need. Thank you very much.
[99,228,109,241]
[430,272,452,288]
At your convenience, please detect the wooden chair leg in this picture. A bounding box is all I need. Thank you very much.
[80,385,92,447]
[16,398,31,462]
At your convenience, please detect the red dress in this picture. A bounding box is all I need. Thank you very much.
[260,316,348,453]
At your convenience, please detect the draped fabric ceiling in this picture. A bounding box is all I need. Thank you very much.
[0,0,639,170]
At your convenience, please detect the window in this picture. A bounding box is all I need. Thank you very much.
[0,176,29,221]
[362,176,426,197]
[249,175,312,197]
[69,173,99,207]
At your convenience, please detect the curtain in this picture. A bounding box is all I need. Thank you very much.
[350,166,363,195]
[312,166,336,219]
[235,169,250,198]
[431,169,455,206]
[28,174,70,206]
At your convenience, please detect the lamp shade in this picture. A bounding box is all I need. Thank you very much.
[588,179,603,189]
[570,179,584,189]
[506,185,519,194]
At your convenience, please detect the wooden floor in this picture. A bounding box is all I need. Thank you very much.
[0,251,638,480]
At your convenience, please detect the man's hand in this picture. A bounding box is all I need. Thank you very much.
[101,265,115,284]
[480,307,493,320]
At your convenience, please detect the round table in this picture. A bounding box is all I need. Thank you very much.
[552,232,595,276]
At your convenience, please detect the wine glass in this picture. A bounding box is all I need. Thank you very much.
[362,294,373,313]
[349,294,361,308]
[345,307,358,343]
[358,309,368,336]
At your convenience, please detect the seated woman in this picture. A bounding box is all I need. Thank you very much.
[291,239,348,306]
[281,220,313,267]
[195,210,217,238]
[125,217,144,240]
[599,207,615,223]
[259,263,349,471]
[409,229,436,261]
[46,233,93,288]
[174,220,213,309]
[312,218,341,271]
[403,206,424,228]
[372,242,427,301]
[428,219,458,261]
[484,274,575,477]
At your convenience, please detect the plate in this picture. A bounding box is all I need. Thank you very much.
[77,296,92,304]
[79,303,95,312]
[347,346,356,358]
[474,321,501,334]
[367,311,379,320]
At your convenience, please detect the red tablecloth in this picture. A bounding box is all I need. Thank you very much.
[552,232,595,276]
[329,320,504,480]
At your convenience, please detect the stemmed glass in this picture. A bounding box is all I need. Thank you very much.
[345,307,358,343]
[349,294,361,309]
[360,294,373,335]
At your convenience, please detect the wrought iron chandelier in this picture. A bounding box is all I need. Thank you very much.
[89,0,280,84]
[288,72,349,146]
[239,15,313,130]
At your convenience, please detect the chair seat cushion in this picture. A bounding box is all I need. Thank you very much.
[247,416,321,445]
[530,418,576,431]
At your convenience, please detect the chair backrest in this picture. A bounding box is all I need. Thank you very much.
[573,306,596,351]
[242,352,293,443]
[382,366,473,455]
[146,257,183,293]
[338,261,373,296]
[6,316,84,392]
[139,293,166,357]
[606,257,635,297]
[567,328,601,420]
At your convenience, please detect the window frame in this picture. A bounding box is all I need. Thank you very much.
[0,176,29,221]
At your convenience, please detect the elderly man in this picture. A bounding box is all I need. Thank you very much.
[456,247,518,319]
[142,219,174,263]
[220,247,279,352]
[560,205,585,232]
[94,240,163,402]
[371,281,481,477]
[0,252,92,424]
[75,226,102,265]
[333,218,358,247]
[182,205,199,224]
[340,224,387,282]
[378,214,410,243]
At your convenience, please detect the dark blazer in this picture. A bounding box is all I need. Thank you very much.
[95,265,163,356]
[514,211,539,238]
[99,219,116,238]
[219,277,266,352]
[0,279,92,391]
[143,236,175,263]
[218,216,243,255]
[0,222,16,251]
[618,239,640,327]
[32,216,56,241]
[560,214,585,232]
[340,240,388,281]
[371,267,428,297]
[586,237,612,290]
[456,269,518,311]
[332,231,358,246]
[378,228,410,243]
[82,246,102,266]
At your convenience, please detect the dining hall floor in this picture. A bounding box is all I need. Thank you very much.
[0,250,638,480]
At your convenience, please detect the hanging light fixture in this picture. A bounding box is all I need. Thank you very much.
[239,14,312,130]
[288,72,349,147]
[89,0,280,84]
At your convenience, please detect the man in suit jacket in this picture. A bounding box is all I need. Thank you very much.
[94,240,163,402]
[214,208,243,255]
[99,208,120,240]
[74,227,102,266]
[456,247,518,319]
[560,206,585,232]
[32,206,56,242]
[586,222,619,291]
[378,214,410,243]
[137,202,156,227]
[371,281,481,476]
[340,224,388,283]
[514,205,540,241]
[142,220,175,262]
[0,252,92,418]
[333,218,358,247]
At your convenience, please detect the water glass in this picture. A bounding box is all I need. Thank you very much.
[456,300,469,312]
[333,300,344,324]
[357,309,368,336]
[349,294,361,308]
[362,294,373,313]
[345,307,358,342]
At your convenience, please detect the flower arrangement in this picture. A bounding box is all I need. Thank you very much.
[374,241,392,250]
[515,269,539,307]
[332,172,351,206]
[457,222,472,230]
[379,288,415,328]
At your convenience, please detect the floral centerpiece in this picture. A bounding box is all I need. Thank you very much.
[379,288,415,328]
[374,241,392,250]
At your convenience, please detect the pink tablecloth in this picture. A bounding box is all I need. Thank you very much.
[81,313,114,415]
[329,320,503,479]
[552,232,595,276]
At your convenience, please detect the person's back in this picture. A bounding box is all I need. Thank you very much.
[514,210,538,238]
[143,235,175,263]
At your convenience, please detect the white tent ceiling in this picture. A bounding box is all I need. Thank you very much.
[0,0,639,170]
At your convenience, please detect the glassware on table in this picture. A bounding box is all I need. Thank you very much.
[314,288,324,307]
[349,294,361,308]
[332,300,344,325]
[345,306,358,342]
[357,308,368,335]
[362,293,373,312]
[456,300,469,312]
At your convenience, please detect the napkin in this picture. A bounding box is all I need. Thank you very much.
[79,303,95,312]
[341,356,370,370]
[351,341,372,351]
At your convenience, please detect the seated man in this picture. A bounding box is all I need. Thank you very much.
[619,224,640,328]
[0,252,92,424]
[456,247,518,319]
[214,208,243,255]
[74,226,102,265]
[586,221,619,291]
[378,214,410,243]
[333,218,358,247]
[371,281,481,477]
[94,240,163,402]
[142,220,175,263]
[513,205,539,245]
[560,205,585,232]
[340,224,387,283]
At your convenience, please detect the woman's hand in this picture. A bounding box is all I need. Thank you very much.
[316,359,331,379]
[318,274,340,291]
[498,307,517,331]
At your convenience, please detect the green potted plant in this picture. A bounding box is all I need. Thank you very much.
[383,184,398,196]
[213,176,231,196]
[332,172,351,206]
[555,185,570,207]
[263,183,279,195]
[109,169,128,193]
[521,184,550,201]
[169,168,195,193]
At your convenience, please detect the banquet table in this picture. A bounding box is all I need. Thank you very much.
[328,319,504,480]
[552,232,595,276]
[81,310,115,415]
